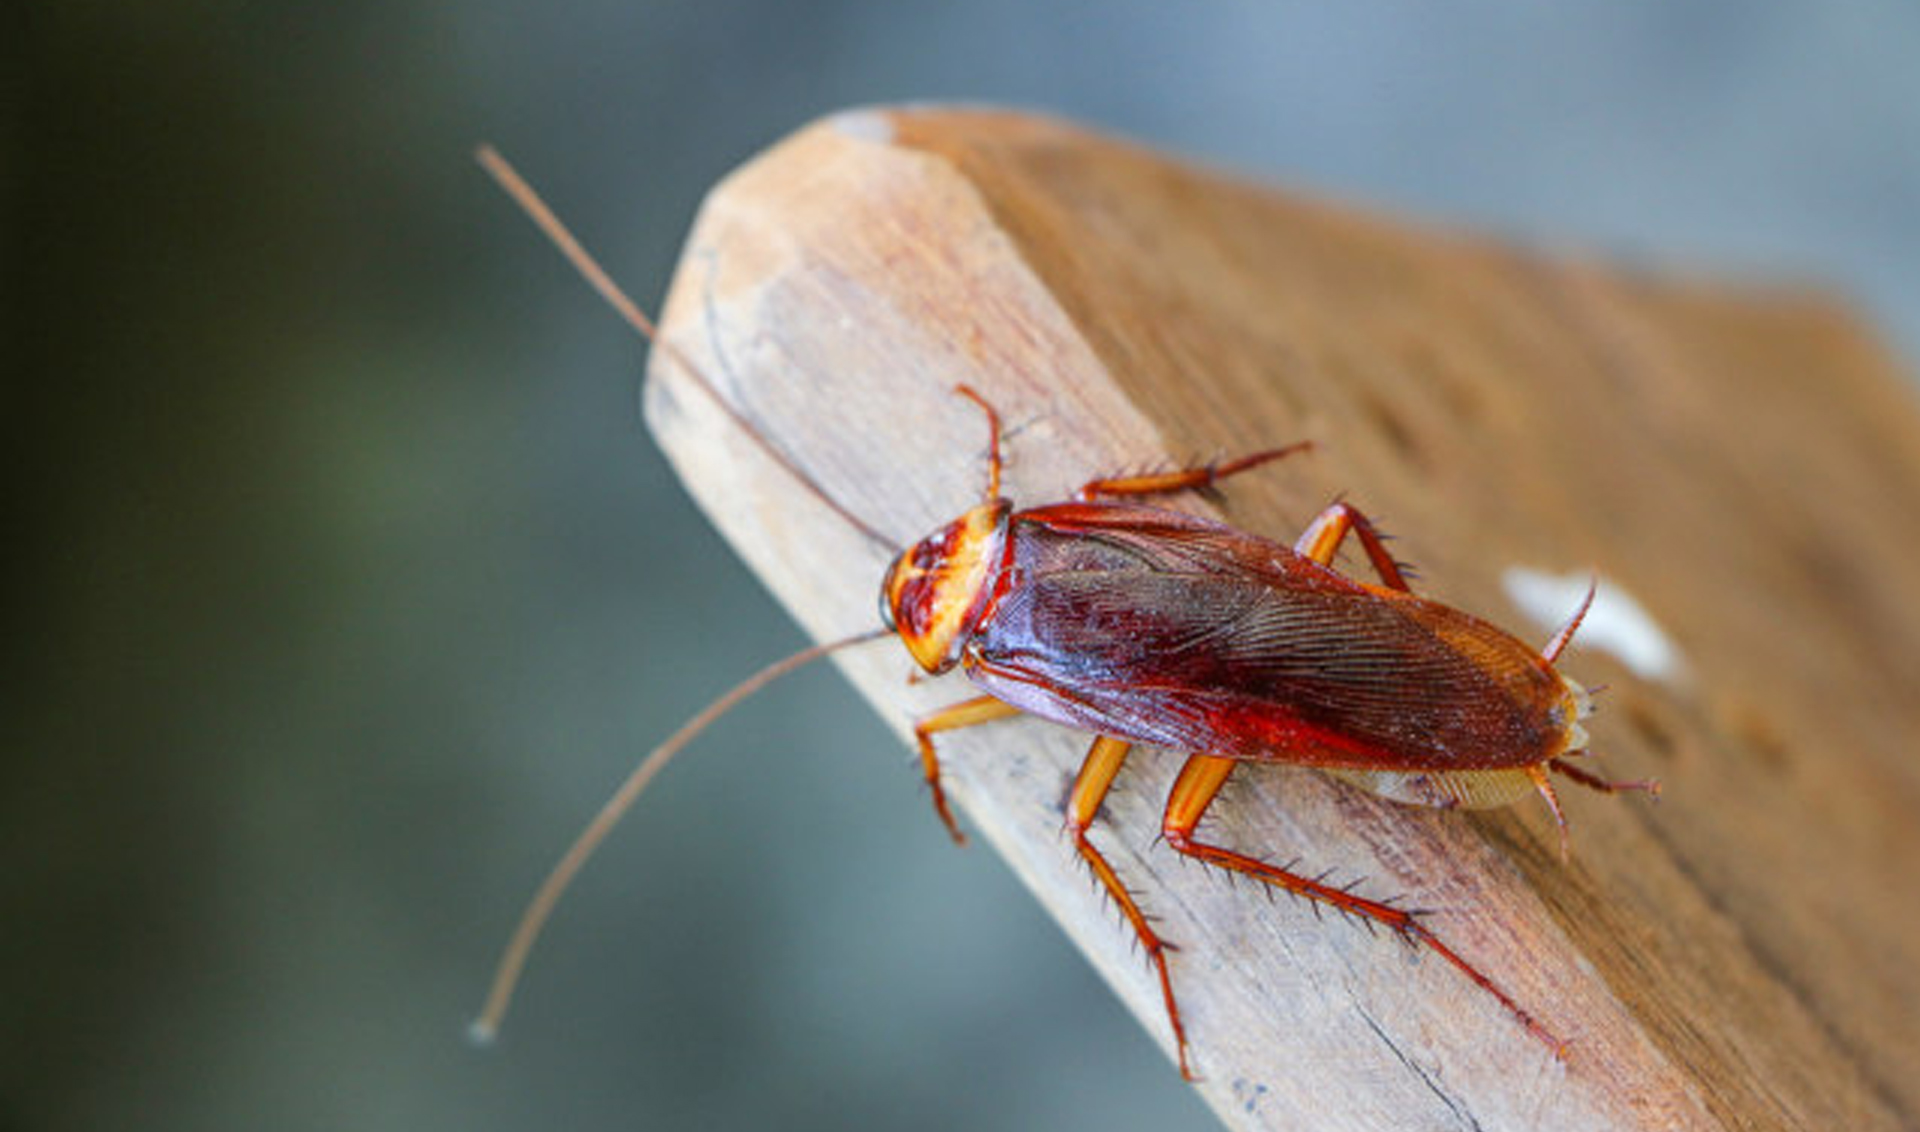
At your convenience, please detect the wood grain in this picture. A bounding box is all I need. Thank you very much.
[643,107,1920,1131]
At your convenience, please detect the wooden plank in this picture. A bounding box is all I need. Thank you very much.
[643,107,1920,1131]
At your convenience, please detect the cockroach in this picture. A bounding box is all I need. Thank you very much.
[470,146,1658,1080]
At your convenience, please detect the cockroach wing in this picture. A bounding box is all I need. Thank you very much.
[964,505,1569,771]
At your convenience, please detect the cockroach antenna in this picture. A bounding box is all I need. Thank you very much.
[474,144,899,554]
[469,626,889,1045]
[470,144,902,1043]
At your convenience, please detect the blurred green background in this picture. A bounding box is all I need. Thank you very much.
[10,3,1918,1130]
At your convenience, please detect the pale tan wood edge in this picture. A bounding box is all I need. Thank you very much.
[646,107,1920,1132]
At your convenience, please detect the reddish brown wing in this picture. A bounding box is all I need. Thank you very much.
[962,504,1565,771]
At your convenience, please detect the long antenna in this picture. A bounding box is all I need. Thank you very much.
[475,144,898,552]
[470,627,891,1044]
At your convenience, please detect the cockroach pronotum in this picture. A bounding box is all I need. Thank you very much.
[470,146,1658,1080]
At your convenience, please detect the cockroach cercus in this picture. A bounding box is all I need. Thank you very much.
[470,146,1658,1080]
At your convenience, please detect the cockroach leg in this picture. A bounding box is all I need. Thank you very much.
[1074,442,1313,502]
[952,385,1004,503]
[1293,502,1413,592]
[1162,753,1568,1058]
[1525,763,1573,862]
[1550,757,1661,800]
[911,695,1021,844]
[1063,735,1195,1080]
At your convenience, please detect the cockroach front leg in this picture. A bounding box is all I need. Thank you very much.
[1294,501,1413,592]
[1161,754,1568,1059]
[1064,735,1196,1080]
[911,695,1021,844]
[1075,442,1312,502]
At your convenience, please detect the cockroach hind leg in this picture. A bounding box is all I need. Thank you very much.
[1525,764,1573,862]
[1550,756,1662,802]
[1159,754,1564,1054]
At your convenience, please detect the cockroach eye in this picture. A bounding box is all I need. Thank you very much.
[878,557,901,631]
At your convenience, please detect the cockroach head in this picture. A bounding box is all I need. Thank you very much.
[880,500,1012,674]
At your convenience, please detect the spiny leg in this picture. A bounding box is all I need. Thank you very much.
[1162,754,1567,1059]
[953,385,1004,503]
[912,695,1020,844]
[1075,442,1313,502]
[913,695,1020,844]
[1293,501,1414,592]
[1065,735,1196,1080]
[1530,759,1660,862]
[1550,757,1661,800]
[1525,763,1573,862]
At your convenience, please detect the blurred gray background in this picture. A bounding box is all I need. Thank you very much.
[10,3,1919,1130]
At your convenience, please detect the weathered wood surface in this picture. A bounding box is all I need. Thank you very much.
[643,107,1920,1131]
